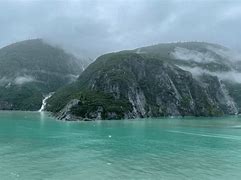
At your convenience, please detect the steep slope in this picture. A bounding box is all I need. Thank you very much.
[47,50,238,120]
[0,39,83,110]
[135,42,241,111]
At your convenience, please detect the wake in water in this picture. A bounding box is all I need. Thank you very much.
[167,130,241,140]
[38,92,54,112]
[231,125,241,129]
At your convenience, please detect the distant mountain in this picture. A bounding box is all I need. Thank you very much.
[46,42,241,120]
[0,39,84,110]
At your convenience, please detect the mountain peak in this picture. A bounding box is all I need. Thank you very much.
[0,39,83,111]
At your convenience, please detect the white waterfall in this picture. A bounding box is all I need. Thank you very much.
[38,92,54,112]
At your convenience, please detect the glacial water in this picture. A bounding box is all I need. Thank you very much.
[1,111,241,180]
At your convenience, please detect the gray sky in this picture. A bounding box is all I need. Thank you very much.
[1,0,241,58]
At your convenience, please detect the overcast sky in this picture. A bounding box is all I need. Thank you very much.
[1,0,241,58]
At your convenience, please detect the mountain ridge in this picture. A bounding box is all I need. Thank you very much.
[46,42,241,120]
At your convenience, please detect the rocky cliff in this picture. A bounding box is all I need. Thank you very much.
[46,43,240,120]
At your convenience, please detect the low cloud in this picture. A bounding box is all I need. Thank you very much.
[14,76,35,85]
[179,66,241,84]
[0,77,10,86]
[171,47,215,62]
[1,0,241,58]
[207,46,241,62]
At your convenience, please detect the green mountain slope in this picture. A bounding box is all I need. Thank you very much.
[0,39,83,110]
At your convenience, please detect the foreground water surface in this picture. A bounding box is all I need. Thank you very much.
[0,111,241,180]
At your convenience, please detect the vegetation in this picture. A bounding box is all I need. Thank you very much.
[0,39,83,110]
[71,91,132,119]
[1,40,238,118]
[47,45,233,119]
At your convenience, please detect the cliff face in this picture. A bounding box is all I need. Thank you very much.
[47,52,238,120]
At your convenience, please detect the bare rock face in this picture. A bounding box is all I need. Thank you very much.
[47,51,239,120]
[0,101,13,110]
[56,99,80,120]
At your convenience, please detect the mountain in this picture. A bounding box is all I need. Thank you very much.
[0,39,84,110]
[134,42,241,71]
[46,42,241,120]
[135,42,241,108]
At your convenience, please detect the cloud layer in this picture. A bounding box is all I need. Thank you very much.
[1,0,241,58]
[171,47,216,63]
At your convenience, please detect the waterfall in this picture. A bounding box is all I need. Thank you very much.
[38,92,54,112]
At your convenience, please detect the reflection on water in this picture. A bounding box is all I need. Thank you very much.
[39,111,46,127]
[0,111,241,180]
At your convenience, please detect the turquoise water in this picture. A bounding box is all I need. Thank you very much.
[1,112,241,180]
